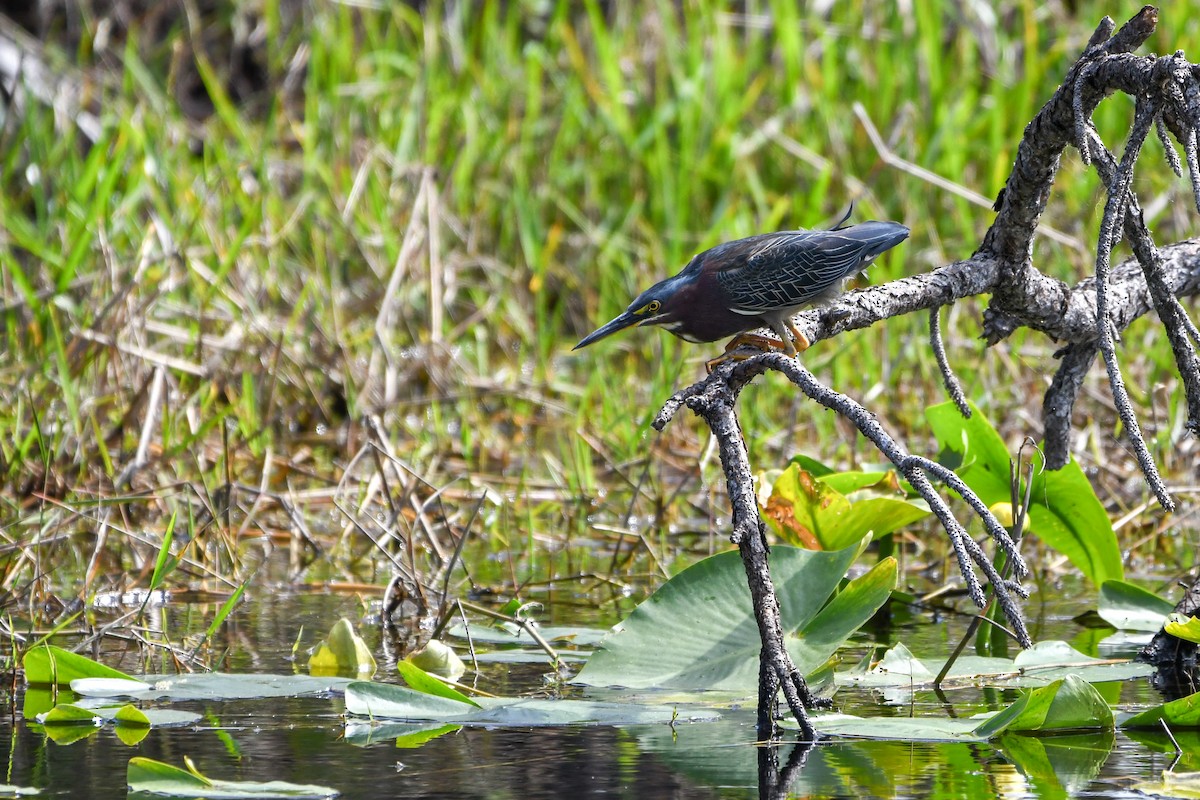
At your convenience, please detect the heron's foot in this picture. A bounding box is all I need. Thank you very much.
[724,333,789,353]
[783,322,812,354]
[707,334,790,373]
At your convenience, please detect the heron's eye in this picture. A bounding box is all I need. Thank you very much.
[646,300,661,313]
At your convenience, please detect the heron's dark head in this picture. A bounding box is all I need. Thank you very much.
[572,274,693,350]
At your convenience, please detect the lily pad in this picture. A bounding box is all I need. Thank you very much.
[308,618,376,678]
[395,661,479,707]
[1098,580,1174,632]
[812,712,993,742]
[71,677,153,697]
[405,641,466,682]
[78,673,354,702]
[1122,689,1200,728]
[127,757,338,798]
[762,465,929,551]
[816,676,1113,742]
[37,704,101,726]
[1165,613,1200,644]
[37,702,200,728]
[837,641,1153,688]
[445,623,607,647]
[343,721,461,747]
[575,544,894,691]
[344,681,717,726]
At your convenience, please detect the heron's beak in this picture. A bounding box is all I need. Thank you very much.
[572,310,642,350]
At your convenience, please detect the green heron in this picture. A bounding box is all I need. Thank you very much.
[573,216,909,358]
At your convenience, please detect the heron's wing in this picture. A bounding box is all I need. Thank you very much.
[716,230,873,314]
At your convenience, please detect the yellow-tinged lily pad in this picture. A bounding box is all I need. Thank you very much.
[1166,613,1200,644]
[406,641,466,682]
[308,618,376,678]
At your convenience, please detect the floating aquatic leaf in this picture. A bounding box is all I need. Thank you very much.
[1003,676,1114,732]
[343,721,461,748]
[837,640,1152,689]
[345,681,716,726]
[816,676,1112,742]
[37,704,101,726]
[576,544,893,691]
[395,661,479,707]
[71,677,153,697]
[37,701,199,729]
[445,624,606,647]
[1098,580,1174,632]
[126,757,339,798]
[1166,613,1200,644]
[406,641,466,682]
[1122,689,1200,728]
[308,618,376,678]
[73,672,353,702]
[812,713,994,742]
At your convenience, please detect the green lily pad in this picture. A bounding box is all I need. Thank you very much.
[445,624,607,647]
[816,676,1113,742]
[37,704,101,726]
[575,544,894,691]
[37,701,200,728]
[127,756,339,798]
[837,641,1153,688]
[343,721,461,748]
[1003,676,1114,732]
[1122,689,1200,728]
[1098,580,1174,631]
[78,673,355,702]
[308,618,376,678]
[405,641,466,682]
[396,661,479,707]
[812,713,994,742]
[71,678,153,696]
[344,681,717,726]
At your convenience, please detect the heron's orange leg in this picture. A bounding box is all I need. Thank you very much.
[784,321,812,353]
[706,334,788,373]
[722,333,788,353]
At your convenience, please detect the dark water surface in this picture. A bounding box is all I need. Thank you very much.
[0,576,1182,799]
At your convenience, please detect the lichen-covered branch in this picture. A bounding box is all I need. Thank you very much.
[787,5,1200,507]
[654,6,1200,733]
